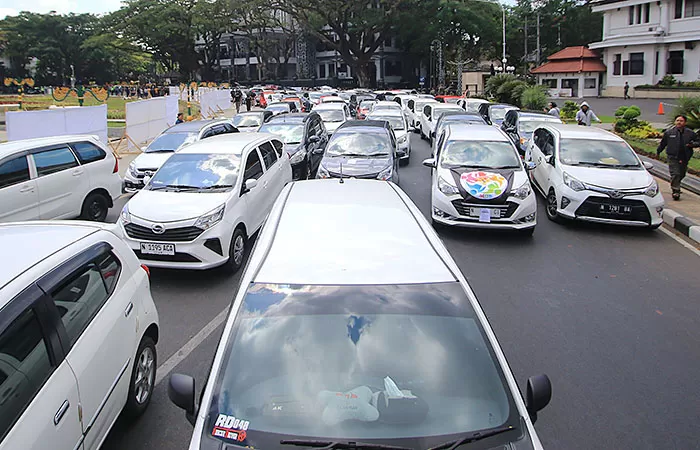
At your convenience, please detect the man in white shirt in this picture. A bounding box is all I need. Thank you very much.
[575,101,601,126]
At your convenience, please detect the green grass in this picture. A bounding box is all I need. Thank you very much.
[598,115,616,124]
[623,135,700,174]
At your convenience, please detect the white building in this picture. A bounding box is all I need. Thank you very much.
[589,0,700,97]
[531,46,607,98]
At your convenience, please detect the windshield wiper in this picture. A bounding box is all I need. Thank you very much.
[491,165,520,169]
[145,149,175,153]
[280,439,411,450]
[609,163,639,168]
[426,425,516,450]
[148,184,200,191]
[332,153,370,157]
[446,164,492,169]
[199,184,234,190]
[366,152,390,157]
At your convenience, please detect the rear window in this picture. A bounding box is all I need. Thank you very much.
[72,142,106,164]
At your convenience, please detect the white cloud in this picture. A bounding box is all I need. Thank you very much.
[0,0,122,15]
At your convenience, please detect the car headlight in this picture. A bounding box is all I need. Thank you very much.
[317,164,330,179]
[438,176,460,195]
[510,182,531,200]
[398,135,408,144]
[128,161,138,177]
[289,149,306,164]
[120,204,131,225]
[563,171,586,191]
[644,179,659,197]
[377,166,393,181]
[194,204,225,230]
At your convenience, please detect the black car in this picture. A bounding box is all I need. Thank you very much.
[258,112,328,180]
[317,120,400,184]
[501,110,562,156]
[478,103,519,127]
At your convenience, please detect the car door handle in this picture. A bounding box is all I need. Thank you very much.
[124,302,133,317]
[19,185,34,193]
[71,169,84,176]
[54,400,70,425]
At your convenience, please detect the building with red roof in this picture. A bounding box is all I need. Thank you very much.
[531,46,606,98]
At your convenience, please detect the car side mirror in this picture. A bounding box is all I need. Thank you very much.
[544,154,554,166]
[313,147,325,155]
[308,135,320,144]
[526,374,552,423]
[525,161,537,171]
[422,158,436,168]
[168,373,196,426]
[642,161,654,170]
[242,178,258,194]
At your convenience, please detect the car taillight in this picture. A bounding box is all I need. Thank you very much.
[141,264,150,278]
[112,154,119,173]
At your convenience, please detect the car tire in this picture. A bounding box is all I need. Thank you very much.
[80,192,109,222]
[123,335,156,420]
[546,188,562,223]
[224,227,247,274]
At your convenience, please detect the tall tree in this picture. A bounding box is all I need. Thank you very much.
[193,0,233,80]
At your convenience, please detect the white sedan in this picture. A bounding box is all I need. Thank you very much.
[423,124,537,235]
[526,123,664,228]
[313,103,353,135]
[366,111,411,164]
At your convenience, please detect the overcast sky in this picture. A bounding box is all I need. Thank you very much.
[0,0,123,18]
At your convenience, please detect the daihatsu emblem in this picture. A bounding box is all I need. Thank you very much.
[151,224,166,234]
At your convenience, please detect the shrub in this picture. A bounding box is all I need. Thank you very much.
[622,106,641,120]
[615,106,628,117]
[659,75,676,86]
[485,74,516,98]
[521,86,548,110]
[623,121,662,139]
[561,100,579,120]
[496,79,528,105]
[670,96,700,129]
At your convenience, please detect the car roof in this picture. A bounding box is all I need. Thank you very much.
[267,113,310,123]
[165,120,224,133]
[313,103,346,110]
[446,124,510,142]
[267,102,291,107]
[337,120,389,130]
[431,103,463,109]
[0,134,100,159]
[367,110,403,118]
[178,132,279,154]
[0,223,100,293]
[374,101,401,107]
[543,123,623,141]
[254,180,455,285]
[489,103,517,109]
[515,111,557,119]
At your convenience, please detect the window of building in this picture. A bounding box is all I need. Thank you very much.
[644,3,651,22]
[584,78,597,89]
[637,4,643,23]
[385,60,402,77]
[655,51,660,75]
[668,50,684,74]
[629,6,635,24]
[613,54,622,75]
[541,79,557,88]
[685,0,700,17]
[319,64,326,79]
[328,63,336,77]
[629,52,644,75]
[675,0,683,18]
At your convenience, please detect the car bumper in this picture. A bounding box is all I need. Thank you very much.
[398,140,410,158]
[431,189,538,230]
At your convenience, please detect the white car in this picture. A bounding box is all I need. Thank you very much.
[312,103,352,135]
[420,103,464,143]
[123,120,238,192]
[0,135,121,223]
[372,100,404,116]
[526,123,664,228]
[423,124,537,234]
[0,221,159,450]
[319,95,346,104]
[457,98,490,114]
[392,94,417,128]
[167,179,551,450]
[407,98,438,133]
[366,111,411,164]
[118,133,292,272]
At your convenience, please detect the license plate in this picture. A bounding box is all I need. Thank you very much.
[140,243,175,255]
[599,204,632,215]
[469,207,501,221]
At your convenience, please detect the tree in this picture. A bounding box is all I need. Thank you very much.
[193,0,232,80]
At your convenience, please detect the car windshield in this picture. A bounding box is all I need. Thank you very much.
[203,283,517,449]
[232,115,262,128]
[309,93,324,100]
[441,140,521,169]
[326,132,391,156]
[258,123,305,145]
[369,116,404,130]
[145,132,197,153]
[559,139,641,168]
[442,97,460,104]
[147,153,240,191]
[466,102,486,113]
[434,109,464,121]
[490,107,511,121]
[518,119,560,134]
[359,100,376,109]
[317,110,346,122]
[267,104,288,112]
[374,104,400,112]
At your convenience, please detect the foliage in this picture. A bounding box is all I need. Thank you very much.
[625,135,700,173]
[561,100,578,120]
[521,86,547,110]
[485,74,515,98]
[612,105,660,137]
[659,75,676,86]
[496,79,528,105]
[615,105,641,120]
[669,96,700,129]
[623,122,661,139]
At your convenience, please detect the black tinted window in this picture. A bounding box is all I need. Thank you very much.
[72,142,106,164]
[0,309,53,441]
[33,147,78,176]
[0,156,30,189]
[244,150,264,180]
[96,252,122,294]
[271,140,284,157]
[259,142,278,169]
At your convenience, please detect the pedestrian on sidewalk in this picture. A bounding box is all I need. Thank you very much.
[175,113,184,124]
[233,89,242,113]
[575,102,601,126]
[656,114,700,200]
[245,92,253,112]
[623,81,630,99]
[546,102,560,119]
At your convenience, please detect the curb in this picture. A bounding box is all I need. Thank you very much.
[663,208,700,244]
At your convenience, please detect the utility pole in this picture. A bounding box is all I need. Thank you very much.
[536,11,541,65]
[457,47,464,96]
[524,18,528,66]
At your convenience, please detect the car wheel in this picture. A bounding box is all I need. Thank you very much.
[225,227,247,274]
[80,193,109,222]
[123,335,156,420]
[546,189,562,223]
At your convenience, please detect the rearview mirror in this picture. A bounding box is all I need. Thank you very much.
[526,374,552,423]
[242,178,258,194]
[525,161,537,171]
[168,373,196,425]
[642,160,654,170]
[544,154,554,165]
[422,158,436,168]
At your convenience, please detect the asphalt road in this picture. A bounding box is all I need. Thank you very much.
[102,135,700,450]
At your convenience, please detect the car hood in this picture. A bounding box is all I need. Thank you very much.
[237,126,259,132]
[132,152,175,170]
[563,165,652,189]
[322,155,391,175]
[283,143,303,155]
[127,190,230,222]
[324,121,343,133]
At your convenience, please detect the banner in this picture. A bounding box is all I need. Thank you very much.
[6,105,108,143]
[125,97,169,149]
[200,89,231,118]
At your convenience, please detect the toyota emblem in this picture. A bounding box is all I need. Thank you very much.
[608,190,624,199]
[151,224,166,234]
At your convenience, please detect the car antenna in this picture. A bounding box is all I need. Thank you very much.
[339,162,344,183]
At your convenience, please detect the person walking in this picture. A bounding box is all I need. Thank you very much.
[546,102,560,119]
[575,102,601,126]
[656,115,700,200]
[623,81,630,100]
[245,92,253,112]
[233,89,243,113]
[175,113,184,124]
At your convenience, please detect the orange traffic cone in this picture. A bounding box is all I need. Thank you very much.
[657,102,664,115]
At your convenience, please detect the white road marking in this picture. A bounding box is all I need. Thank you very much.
[659,226,700,257]
[155,307,229,385]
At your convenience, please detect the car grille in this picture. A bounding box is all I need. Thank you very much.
[134,250,201,263]
[328,171,380,179]
[451,200,519,218]
[124,223,204,242]
[575,197,651,223]
[134,168,160,179]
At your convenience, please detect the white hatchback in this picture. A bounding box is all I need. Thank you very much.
[366,111,412,164]
[0,221,159,450]
[312,103,352,135]
[420,103,464,143]
[0,135,121,223]
[526,123,664,228]
[118,133,293,272]
[424,124,537,234]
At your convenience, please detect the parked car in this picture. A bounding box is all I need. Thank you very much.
[407,98,438,133]
[282,97,306,113]
[124,120,238,192]
[424,124,537,234]
[167,178,552,450]
[312,103,353,135]
[316,120,399,184]
[356,99,377,120]
[231,111,274,132]
[457,98,490,114]
[479,103,519,127]
[420,103,464,143]
[320,95,347,105]
[501,110,563,157]
[0,135,121,223]
[372,100,404,117]
[435,95,462,104]
[366,111,411,164]
[525,123,664,228]
[265,102,296,116]
[431,111,488,155]
[392,94,417,128]
[258,112,328,180]
[118,133,293,272]
[0,221,159,450]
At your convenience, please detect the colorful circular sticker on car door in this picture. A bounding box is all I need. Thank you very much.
[460,171,508,200]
